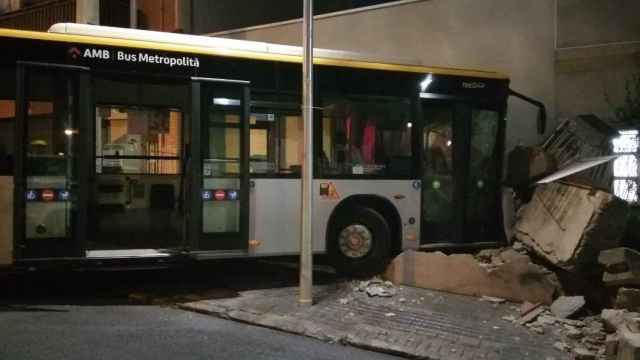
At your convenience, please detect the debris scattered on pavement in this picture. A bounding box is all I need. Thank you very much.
[338,298,350,305]
[517,306,545,325]
[385,249,559,304]
[357,277,397,298]
[480,296,507,304]
[550,296,586,319]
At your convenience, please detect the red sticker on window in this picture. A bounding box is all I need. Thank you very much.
[214,190,226,201]
[41,189,55,201]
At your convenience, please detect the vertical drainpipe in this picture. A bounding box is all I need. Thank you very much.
[130,0,137,28]
[75,0,100,25]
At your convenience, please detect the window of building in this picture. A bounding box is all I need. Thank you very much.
[320,97,412,177]
[612,129,639,202]
[0,67,15,175]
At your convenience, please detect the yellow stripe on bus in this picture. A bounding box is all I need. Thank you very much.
[0,28,509,80]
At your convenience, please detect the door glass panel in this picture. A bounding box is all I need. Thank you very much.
[466,109,500,241]
[202,90,242,237]
[422,104,455,244]
[93,105,183,250]
[23,70,78,256]
[90,75,188,251]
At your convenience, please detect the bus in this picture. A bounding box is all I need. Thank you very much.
[0,23,545,275]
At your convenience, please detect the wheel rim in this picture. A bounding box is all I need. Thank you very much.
[338,224,373,259]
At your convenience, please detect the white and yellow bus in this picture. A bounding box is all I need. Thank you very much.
[0,23,544,274]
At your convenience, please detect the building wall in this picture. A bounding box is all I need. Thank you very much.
[215,0,557,149]
[555,0,640,122]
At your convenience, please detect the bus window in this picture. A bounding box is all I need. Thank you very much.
[249,111,302,176]
[0,68,15,175]
[320,98,412,177]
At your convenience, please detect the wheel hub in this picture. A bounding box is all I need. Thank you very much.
[338,224,373,259]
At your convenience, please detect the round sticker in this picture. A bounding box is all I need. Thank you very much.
[41,189,55,201]
[214,190,226,201]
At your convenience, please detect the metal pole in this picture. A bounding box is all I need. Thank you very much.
[299,0,314,306]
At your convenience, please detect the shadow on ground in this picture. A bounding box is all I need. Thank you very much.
[0,257,340,309]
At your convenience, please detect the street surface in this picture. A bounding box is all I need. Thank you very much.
[1,259,403,360]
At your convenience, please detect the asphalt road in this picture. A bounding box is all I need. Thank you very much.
[0,305,403,360]
[1,260,403,360]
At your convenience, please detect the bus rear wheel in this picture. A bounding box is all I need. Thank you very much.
[329,206,391,277]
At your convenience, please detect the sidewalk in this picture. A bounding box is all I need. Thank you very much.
[179,282,563,360]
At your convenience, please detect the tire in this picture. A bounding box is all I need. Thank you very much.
[328,206,391,277]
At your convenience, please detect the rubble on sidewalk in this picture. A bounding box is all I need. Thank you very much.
[550,296,586,319]
[384,249,560,304]
[354,277,397,298]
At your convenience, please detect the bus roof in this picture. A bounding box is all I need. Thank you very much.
[0,23,508,80]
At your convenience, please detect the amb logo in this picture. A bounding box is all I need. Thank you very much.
[68,47,110,60]
[68,47,81,59]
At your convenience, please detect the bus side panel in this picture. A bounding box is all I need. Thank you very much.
[312,179,421,253]
[250,178,302,255]
[0,176,13,266]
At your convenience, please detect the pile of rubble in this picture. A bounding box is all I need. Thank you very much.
[384,116,640,358]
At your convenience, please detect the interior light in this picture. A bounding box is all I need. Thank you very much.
[446,140,452,147]
[213,98,241,106]
[406,122,413,128]
[620,129,639,135]
[58,152,65,156]
[420,74,434,92]
[64,129,73,136]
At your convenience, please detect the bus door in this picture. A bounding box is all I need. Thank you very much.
[189,78,250,253]
[14,62,91,259]
[420,99,503,245]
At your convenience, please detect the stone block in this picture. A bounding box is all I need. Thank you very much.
[384,250,559,304]
[600,248,640,287]
[515,182,628,272]
[616,288,640,312]
[550,296,585,318]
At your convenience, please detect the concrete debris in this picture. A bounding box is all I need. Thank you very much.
[542,115,617,189]
[599,247,640,287]
[565,326,583,339]
[617,330,640,360]
[355,277,397,298]
[572,346,596,360]
[520,301,543,316]
[480,296,506,304]
[515,182,628,272]
[554,341,570,352]
[385,250,559,304]
[601,309,634,333]
[605,334,619,358]
[506,145,558,187]
[518,306,546,325]
[615,288,640,312]
[550,296,586,319]
[338,298,350,305]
